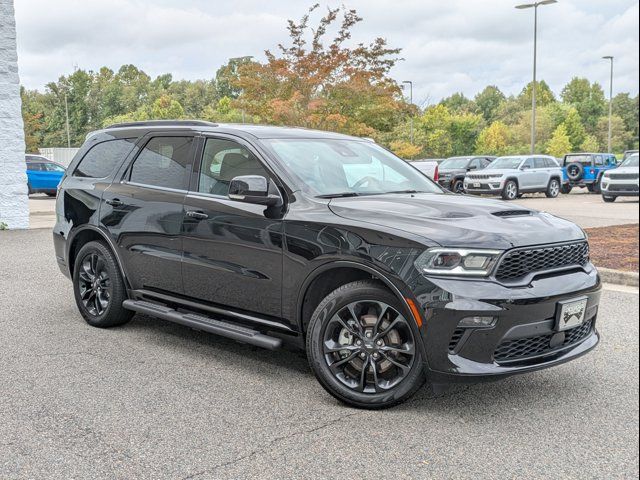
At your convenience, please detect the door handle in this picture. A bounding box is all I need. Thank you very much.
[105,199,123,207]
[186,210,209,220]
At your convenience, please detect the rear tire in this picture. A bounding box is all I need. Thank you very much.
[306,280,425,409]
[602,195,617,203]
[73,241,133,328]
[46,191,57,197]
[501,180,519,200]
[545,179,561,198]
[561,184,572,195]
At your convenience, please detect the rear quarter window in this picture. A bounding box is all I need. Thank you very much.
[74,138,137,178]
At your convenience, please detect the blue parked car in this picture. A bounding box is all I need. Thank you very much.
[561,152,618,194]
[26,155,66,196]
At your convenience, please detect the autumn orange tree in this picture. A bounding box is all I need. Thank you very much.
[233,4,410,138]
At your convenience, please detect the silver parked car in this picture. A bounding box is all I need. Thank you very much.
[464,155,562,200]
[601,153,639,202]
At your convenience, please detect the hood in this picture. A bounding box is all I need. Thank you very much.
[607,166,639,175]
[328,193,585,250]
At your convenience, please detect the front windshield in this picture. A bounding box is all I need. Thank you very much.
[440,157,471,169]
[263,139,443,197]
[621,154,639,168]
[485,157,524,170]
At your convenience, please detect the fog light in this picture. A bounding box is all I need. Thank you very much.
[458,316,497,328]
[602,182,609,189]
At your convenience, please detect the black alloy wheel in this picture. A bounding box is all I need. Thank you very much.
[453,179,465,194]
[73,241,133,328]
[77,252,111,316]
[307,280,425,409]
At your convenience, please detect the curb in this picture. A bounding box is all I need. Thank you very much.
[598,267,639,287]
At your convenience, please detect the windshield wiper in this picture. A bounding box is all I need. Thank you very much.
[385,189,425,194]
[316,192,361,199]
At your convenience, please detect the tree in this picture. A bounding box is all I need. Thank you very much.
[104,94,185,125]
[390,140,422,159]
[475,121,511,155]
[612,93,639,141]
[561,77,606,132]
[547,124,572,157]
[233,5,407,137]
[215,56,256,99]
[441,93,475,114]
[474,86,505,123]
[518,80,556,108]
[596,115,633,153]
[449,112,484,156]
[562,108,586,151]
[581,134,600,152]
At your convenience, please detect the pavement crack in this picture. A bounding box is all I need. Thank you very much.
[180,411,362,479]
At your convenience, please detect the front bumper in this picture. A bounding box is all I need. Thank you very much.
[601,179,639,196]
[463,178,505,194]
[410,267,601,383]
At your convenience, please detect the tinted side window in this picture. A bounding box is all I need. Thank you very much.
[470,158,482,170]
[594,155,603,166]
[74,139,136,178]
[522,158,534,169]
[27,163,42,171]
[198,138,267,196]
[130,136,193,190]
[44,163,65,172]
[534,158,547,168]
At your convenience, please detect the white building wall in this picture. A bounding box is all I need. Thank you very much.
[0,0,28,229]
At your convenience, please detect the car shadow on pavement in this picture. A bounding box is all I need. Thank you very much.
[119,313,597,413]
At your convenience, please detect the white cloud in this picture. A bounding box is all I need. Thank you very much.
[14,0,639,104]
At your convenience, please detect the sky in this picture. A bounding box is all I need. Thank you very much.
[14,0,640,106]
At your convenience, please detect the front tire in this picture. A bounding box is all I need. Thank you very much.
[452,179,464,194]
[306,280,425,409]
[545,178,560,198]
[73,241,133,328]
[502,180,519,200]
[602,195,617,203]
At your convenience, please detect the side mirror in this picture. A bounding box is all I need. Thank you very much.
[228,175,283,207]
[467,165,477,171]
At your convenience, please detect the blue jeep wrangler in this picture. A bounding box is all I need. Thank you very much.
[562,153,618,194]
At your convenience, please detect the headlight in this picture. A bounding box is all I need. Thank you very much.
[414,248,503,276]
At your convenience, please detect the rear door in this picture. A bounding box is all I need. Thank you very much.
[101,134,195,294]
[181,135,285,320]
[26,162,46,190]
[42,162,66,190]
[533,157,550,188]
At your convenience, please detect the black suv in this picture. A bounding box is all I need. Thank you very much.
[437,156,495,193]
[53,121,601,409]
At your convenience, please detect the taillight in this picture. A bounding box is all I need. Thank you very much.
[434,165,439,182]
[590,168,595,175]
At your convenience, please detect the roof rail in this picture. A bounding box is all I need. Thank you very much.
[105,120,218,129]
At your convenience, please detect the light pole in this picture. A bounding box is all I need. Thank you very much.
[602,56,614,153]
[402,80,414,145]
[516,0,557,154]
[63,91,71,148]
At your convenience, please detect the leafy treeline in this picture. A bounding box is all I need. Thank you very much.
[21,4,639,157]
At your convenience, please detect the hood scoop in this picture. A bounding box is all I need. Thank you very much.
[492,210,533,217]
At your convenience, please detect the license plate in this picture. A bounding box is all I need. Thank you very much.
[556,297,588,331]
[473,182,481,188]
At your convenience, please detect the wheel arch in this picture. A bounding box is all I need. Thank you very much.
[296,261,420,335]
[67,226,130,289]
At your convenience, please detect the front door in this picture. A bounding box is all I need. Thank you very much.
[181,136,284,320]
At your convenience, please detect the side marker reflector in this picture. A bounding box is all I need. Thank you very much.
[405,298,423,328]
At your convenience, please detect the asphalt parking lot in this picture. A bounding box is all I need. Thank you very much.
[1,228,638,479]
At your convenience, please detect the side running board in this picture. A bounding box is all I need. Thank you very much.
[122,300,282,350]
